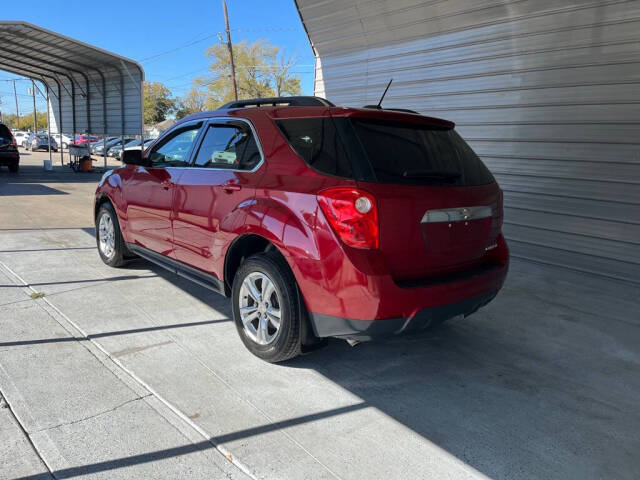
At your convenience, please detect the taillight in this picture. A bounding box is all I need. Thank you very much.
[317,187,379,249]
[11,136,17,146]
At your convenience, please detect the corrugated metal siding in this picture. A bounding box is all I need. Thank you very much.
[43,68,143,136]
[297,0,640,283]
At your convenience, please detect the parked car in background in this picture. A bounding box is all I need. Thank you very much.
[91,137,119,155]
[26,133,58,152]
[13,131,30,148]
[94,96,509,362]
[107,138,136,157]
[52,133,73,149]
[0,123,20,172]
[73,134,99,145]
[119,139,155,161]
[121,138,155,151]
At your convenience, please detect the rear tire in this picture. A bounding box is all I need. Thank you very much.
[8,162,18,173]
[96,203,127,267]
[232,251,302,363]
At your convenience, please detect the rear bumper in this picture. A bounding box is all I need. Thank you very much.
[297,233,509,339]
[0,151,19,165]
[309,290,498,339]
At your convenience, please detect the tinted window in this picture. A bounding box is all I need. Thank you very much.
[147,123,202,166]
[193,122,261,170]
[276,118,353,178]
[0,124,11,138]
[350,119,494,186]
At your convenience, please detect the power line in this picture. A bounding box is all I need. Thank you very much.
[139,26,303,64]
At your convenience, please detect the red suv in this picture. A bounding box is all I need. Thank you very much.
[94,97,508,362]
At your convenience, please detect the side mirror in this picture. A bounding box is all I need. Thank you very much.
[121,149,146,166]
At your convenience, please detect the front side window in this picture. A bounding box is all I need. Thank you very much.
[147,123,202,166]
[193,122,261,170]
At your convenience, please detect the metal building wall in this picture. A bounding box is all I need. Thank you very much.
[297,0,640,283]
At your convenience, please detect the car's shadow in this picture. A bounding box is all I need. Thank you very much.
[132,254,639,478]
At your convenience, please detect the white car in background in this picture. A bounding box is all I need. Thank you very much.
[52,133,73,149]
[13,131,30,147]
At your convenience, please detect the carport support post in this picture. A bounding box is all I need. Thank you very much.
[57,83,63,166]
[45,83,52,166]
[103,135,107,168]
[31,79,37,132]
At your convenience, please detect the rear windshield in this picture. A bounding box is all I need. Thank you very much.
[0,124,11,138]
[276,117,493,186]
[351,119,494,186]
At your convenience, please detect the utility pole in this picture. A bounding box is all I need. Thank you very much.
[223,0,238,101]
[31,80,38,132]
[12,80,19,130]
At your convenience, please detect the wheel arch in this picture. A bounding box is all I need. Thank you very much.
[223,233,283,297]
[94,193,113,221]
[224,233,322,348]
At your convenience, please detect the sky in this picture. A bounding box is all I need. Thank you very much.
[0,0,315,117]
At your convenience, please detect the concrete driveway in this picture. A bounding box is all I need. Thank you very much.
[1,152,639,479]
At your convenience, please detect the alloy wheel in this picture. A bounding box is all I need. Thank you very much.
[239,272,282,345]
[98,213,116,260]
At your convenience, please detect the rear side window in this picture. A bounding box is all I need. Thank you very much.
[350,119,494,186]
[193,122,261,170]
[0,124,11,138]
[276,118,353,178]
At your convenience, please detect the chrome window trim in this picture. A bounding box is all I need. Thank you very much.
[421,205,492,223]
[186,116,266,173]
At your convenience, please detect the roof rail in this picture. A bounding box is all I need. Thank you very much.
[362,105,420,115]
[221,96,335,109]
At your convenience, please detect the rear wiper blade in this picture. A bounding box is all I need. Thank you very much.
[402,169,461,179]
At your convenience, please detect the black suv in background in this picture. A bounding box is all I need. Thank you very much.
[0,123,19,172]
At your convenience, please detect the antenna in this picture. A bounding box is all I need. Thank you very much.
[376,79,393,108]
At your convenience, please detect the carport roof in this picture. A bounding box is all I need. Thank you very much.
[0,21,144,135]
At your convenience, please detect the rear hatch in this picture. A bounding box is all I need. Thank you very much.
[274,110,503,283]
[345,116,501,282]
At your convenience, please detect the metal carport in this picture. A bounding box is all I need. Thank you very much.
[0,21,144,166]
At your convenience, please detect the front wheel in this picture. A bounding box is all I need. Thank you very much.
[232,252,302,363]
[96,203,127,267]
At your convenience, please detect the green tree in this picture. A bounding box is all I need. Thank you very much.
[2,112,49,131]
[269,53,302,97]
[174,87,208,119]
[143,81,175,124]
[182,40,303,110]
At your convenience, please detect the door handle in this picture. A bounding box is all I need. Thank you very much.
[222,182,242,192]
[161,180,173,190]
